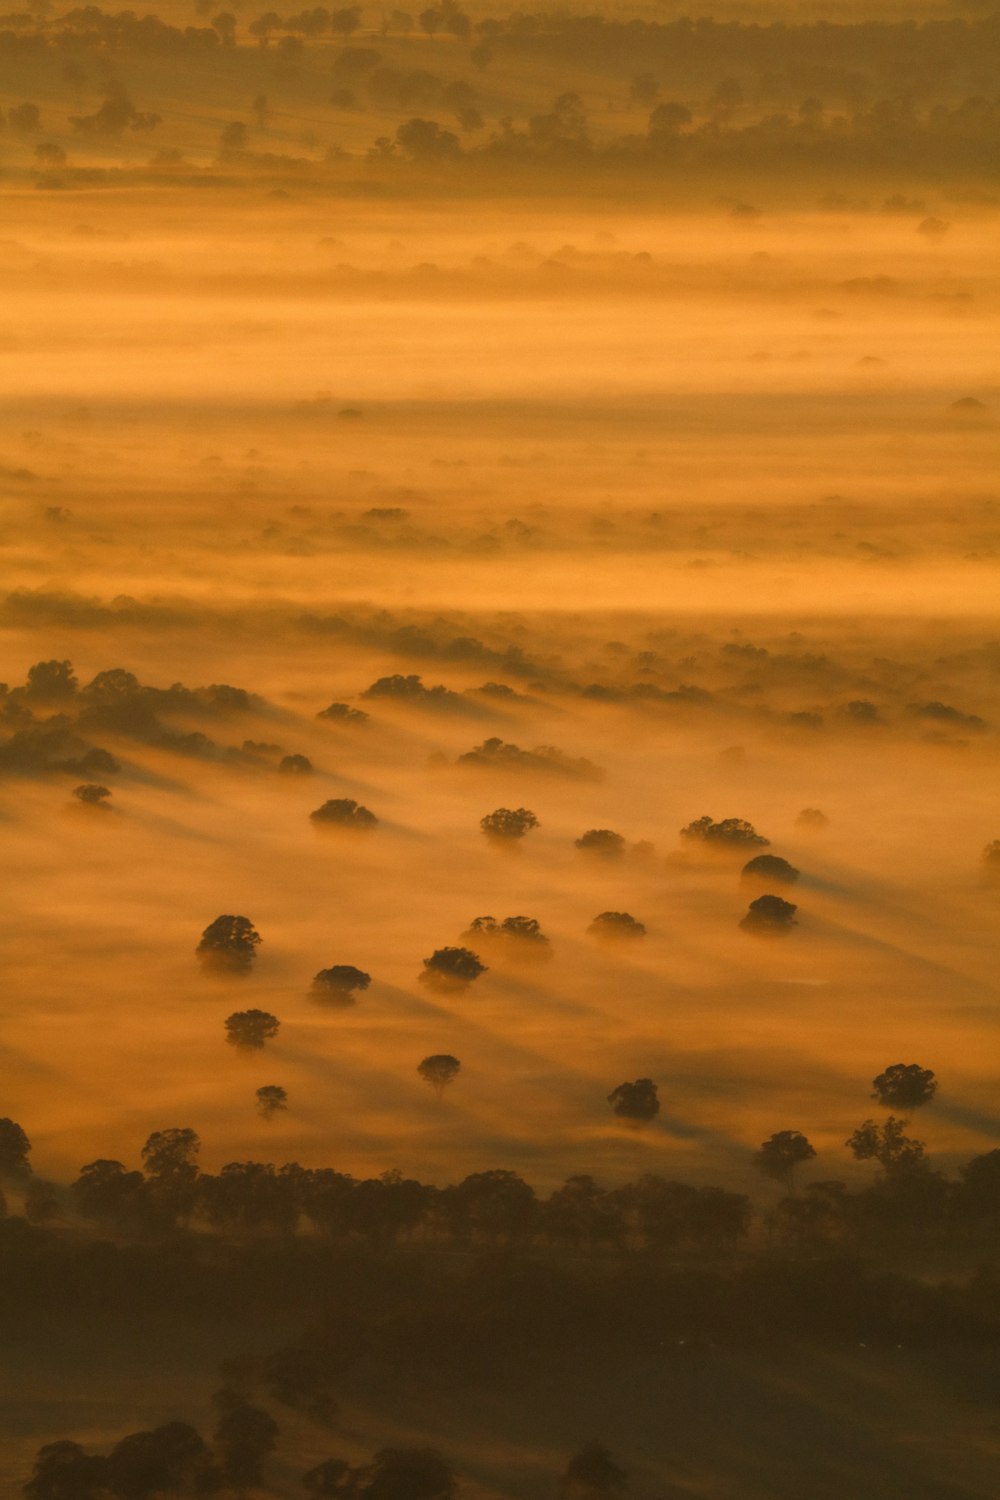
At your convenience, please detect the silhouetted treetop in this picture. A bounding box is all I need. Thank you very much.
[575,828,625,857]
[740,894,797,935]
[871,1063,937,1109]
[682,815,770,850]
[0,1118,32,1179]
[480,806,539,839]
[72,782,111,807]
[196,914,262,974]
[256,1085,288,1118]
[418,1054,461,1095]
[310,797,378,828]
[608,1079,659,1124]
[317,701,369,723]
[457,737,604,780]
[754,1131,816,1189]
[420,946,486,990]
[226,1010,280,1050]
[362,1446,456,1500]
[588,911,645,940]
[741,853,799,884]
[846,1116,927,1177]
[312,965,372,1002]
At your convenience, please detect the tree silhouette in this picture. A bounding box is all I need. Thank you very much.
[795,807,828,829]
[24,659,77,702]
[362,1447,455,1500]
[420,946,486,991]
[575,828,625,858]
[279,753,313,774]
[982,838,1000,875]
[0,1118,31,1180]
[741,853,798,884]
[72,1159,145,1227]
[739,894,797,935]
[106,1422,214,1499]
[588,911,645,941]
[871,1063,937,1109]
[196,914,262,975]
[608,1079,659,1124]
[24,1441,108,1500]
[559,1441,628,1499]
[681,815,769,850]
[480,807,539,840]
[226,1010,280,1049]
[417,1054,461,1096]
[312,965,372,1004]
[214,1394,279,1490]
[463,914,552,957]
[73,783,112,808]
[754,1130,816,1191]
[846,1116,927,1176]
[256,1085,288,1118]
[310,798,378,829]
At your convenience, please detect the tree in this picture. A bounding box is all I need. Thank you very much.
[0,1118,31,1179]
[982,838,1000,875]
[395,117,461,161]
[463,915,551,957]
[560,1442,628,1499]
[846,1116,927,1177]
[73,783,111,808]
[331,5,361,37]
[312,965,371,1004]
[24,1442,108,1500]
[279,753,313,774]
[35,142,67,168]
[480,807,539,840]
[739,894,797,935]
[754,1131,816,1191]
[420,946,486,991]
[362,1448,455,1500]
[24,659,77,701]
[417,1054,460,1096]
[629,72,660,107]
[226,1010,280,1049]
[71,1159,145,1227]
[681,815,769,850]
[214,1395,279,1490]
[871,1063,937,1110]
[310,798,378,829]
[795,807,828,829]
[256,1085,288,1118]
[575,829,625,858]
[648,100,692,138]
[588,911,645,941]
[607,1079,659,1125]
[196,915,262,975]
[317,702,369,723]
[106,1422,214,1500]
[741,853,798,884]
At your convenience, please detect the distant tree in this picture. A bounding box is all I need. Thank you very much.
[754,1130,816,1191]
[956,1149,1000,1219]
[24,659,77,701]
[35,142,66,167]
[464,915,551,957]
[588,911,645,941]
[846,1116,927,1177]
[362,1447,455,1500]
[607,1079,659,1125]
[279,753,313,773]
[211,11,237,44]
[981,839,1000,877]
[317,702,369,723]
[106,1422,214,1500]
[312,965,371,1003]
[795,807,828,829]
[417,1054,461,1096]
[73,783,111,807]
[197,914,262,975]
[575,829,625,858]
[71,1159,145,1227]
[420,946,486,991]
[142,1127,200,1181]
[256,1085,288,1118]
[310,798,378,829]
[0,1118,31,1179]
[480,807,539,840]
[739,894,797,935]
[395,117,461,160]
[24,1442,108,1500]
[843,699,880,723]
[741,853,798,884]
[559,1441,628,1499]
[331,4,362,37]
[24,1178,62,1224]
[871,1063,937,1109]
[648,100,692,138]
[214,1395,280,1490]
[226,1009,280,1049]
[681,815,769,850]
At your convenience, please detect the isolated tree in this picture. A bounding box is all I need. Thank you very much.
[480,807,539,840]
[279,753,313,774]
[741,853,798,884]
[846,1116,927,1177]
[0,1118,31,1179]
[363,1447,455,1500]
[196,914,262,975]
[256,1085,288,1118]
[24,659,77,701]
[226,1009,280,1049]
[588,911,646,941]
[754,1131,816,1191]
[607,1079,659,1125]
[739,894,797,935]
[73,783,111,807]
[682,815,769,850]
[464,914,551,955]
[310,798,377,829]
[575,828,625,858]
[560,1441,629,1499]
[312,965,371,1003]
[871,1063,937,1110]
[420,946,486,991]
[417,1054,461,1096]
[795,807,828,829]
